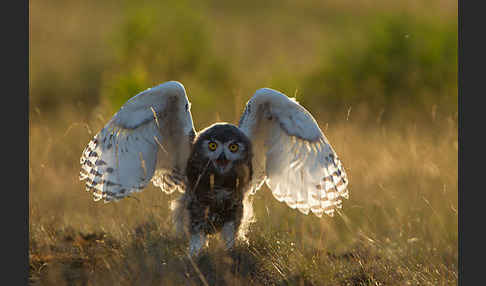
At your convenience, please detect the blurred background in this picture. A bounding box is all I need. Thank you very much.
[29,0,457,284]
[30,0,456,126]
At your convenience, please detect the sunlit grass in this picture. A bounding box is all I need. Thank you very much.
[29,0,457,284]
[29,103,457,285]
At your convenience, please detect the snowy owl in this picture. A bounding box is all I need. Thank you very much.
[79,81,349,255]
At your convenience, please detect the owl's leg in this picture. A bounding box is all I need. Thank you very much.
[187,198,209,256]
[189,232,207,256]
[221,221,236,250]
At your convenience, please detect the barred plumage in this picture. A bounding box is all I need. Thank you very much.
[79,81,349,256]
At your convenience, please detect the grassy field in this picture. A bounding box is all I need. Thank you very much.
[29,0,457,285]
[29,104,457,285]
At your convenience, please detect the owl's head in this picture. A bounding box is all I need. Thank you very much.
[193,123,252,175]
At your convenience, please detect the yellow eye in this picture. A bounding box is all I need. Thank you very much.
[208,141,218,151]
[229,143,239,152]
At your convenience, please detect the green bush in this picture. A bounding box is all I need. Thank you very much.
[102,0,234,111]
[301,13,457,117]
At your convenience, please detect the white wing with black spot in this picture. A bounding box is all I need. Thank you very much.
[79,81,195,202]
[238,88,349,217]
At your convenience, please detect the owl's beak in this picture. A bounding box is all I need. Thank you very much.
[214,153,230,173]
[216,153,229,167]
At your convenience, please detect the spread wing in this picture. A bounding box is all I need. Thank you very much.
[79,81,196,202]
[238,88,349,217]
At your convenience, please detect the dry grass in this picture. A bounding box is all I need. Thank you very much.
[29,0,457,284]
[29,103,457,285]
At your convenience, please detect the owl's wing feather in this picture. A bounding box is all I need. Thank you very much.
[238,88,348,217]
[79,81,195,202]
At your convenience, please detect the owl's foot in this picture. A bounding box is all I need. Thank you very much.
[189,233,207,256]
[221,221,236,250]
